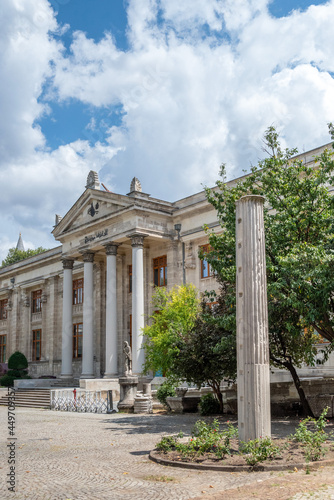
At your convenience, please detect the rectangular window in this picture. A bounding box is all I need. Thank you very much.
[73,278,84,305]
[32,290,42,313]
[153,255,167,287]
[32,329,42,361]
[0,299,8,320]
[0,335,6,362]
[200,244,212,279]
[129,265,132,293]
[129,314,132,349]
[73,323,83,358]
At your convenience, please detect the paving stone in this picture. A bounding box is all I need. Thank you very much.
[0,408,332,500]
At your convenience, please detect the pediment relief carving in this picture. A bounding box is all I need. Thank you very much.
[57,198,127,236]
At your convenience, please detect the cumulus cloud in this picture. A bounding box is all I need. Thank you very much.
[0,0,118,260]
[1,0,334,261]
[52,0,334,194]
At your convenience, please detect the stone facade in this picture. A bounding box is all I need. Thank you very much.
[0,171,225,380]
[0,145,334,383]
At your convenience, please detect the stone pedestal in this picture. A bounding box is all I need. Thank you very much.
[117,375,138,412]
[134,393,153,414]
[236,195,271,443]
[166,396,183,413]
[142,383,152,396]
[165,395,199,413]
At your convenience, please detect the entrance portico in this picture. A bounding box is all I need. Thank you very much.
[60,236,149,378]
[54,172,178,380]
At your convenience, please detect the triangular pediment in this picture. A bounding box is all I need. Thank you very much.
[52,189,132,240]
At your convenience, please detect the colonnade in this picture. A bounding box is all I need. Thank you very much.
[60,234,146,378]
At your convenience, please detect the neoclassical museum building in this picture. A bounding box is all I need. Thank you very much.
[0,144,333,382]
[0,171,222,381]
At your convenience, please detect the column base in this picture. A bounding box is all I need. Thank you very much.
[60,373,73,379]
[80,374,95,379]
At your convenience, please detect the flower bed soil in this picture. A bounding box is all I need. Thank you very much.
[150,438,334,472]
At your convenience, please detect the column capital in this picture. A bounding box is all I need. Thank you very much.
[236,194,265,206]
[82,252,94,263]
[62,259,74,270]
[129,233,146,248]
[104,243,119,256]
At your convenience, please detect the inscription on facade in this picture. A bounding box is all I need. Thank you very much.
[84,229,108,244]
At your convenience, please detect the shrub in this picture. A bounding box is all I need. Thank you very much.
[199,393,221,415]
[290,407,330,462]
[7,369,28,378]
[240,437,282,466]
[155,419,238,460]
[156,381,176,408]
[8,351,28,371]
[0,374,15,387]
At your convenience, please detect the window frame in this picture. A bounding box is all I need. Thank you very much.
[200,244,213,279]
[32,290,42,313]
[129,314,132,349]
[153,255,167,287]
[73,278,84,305]
[0,334,6,362]
[0,299,8,320]
[32,329,42,361]
[73,323,83,359]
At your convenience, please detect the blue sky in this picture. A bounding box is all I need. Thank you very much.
[0,0,334,260]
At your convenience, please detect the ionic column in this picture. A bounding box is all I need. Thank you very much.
[130,234,146,374]
[61,259,74,378]
[81,252,95,378]
[104,243,118,377]
[236,195,271,443]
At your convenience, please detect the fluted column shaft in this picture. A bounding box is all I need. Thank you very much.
[131,234,146,374]
[104,243,118,377]
[61,259,74,378]
[81,252,95,378]
[236,195,271,442]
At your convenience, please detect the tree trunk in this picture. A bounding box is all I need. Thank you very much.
[284,359,314,417]
[270,354,314,417]
[210,380,224,414]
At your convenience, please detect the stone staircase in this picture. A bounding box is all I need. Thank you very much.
[0,379,80,409]
[0,389,51,409]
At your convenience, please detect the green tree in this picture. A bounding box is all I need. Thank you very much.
[204,126,334,416]
[1,247,49,267]
[142,284,237,413]
[172,289,237,413]
[142,284,200,379]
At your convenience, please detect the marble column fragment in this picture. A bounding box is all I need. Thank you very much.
[236,195,271,442]
[61,259,74,378]
[81,252,95,378]
[104,243,118,377]
[130,234,146,374]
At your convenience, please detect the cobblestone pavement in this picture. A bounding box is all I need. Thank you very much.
[0,406,332,500]
[292,489,334,500]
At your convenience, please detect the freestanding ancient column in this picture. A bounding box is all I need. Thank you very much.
[81,252,95,378]
[104,243,118,377]
[236,195,271,442]
[61,259,74,378]
[130,234,146,374]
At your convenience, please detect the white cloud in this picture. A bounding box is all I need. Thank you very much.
[1,0,334,261]
[0,0,118,261]
[52,0,334,191]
